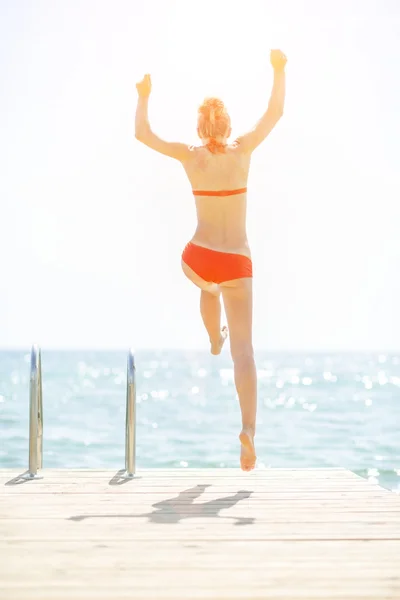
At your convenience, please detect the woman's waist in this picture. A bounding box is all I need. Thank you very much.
[188,234,251,259]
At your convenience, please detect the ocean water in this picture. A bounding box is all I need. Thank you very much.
[1,349,399,493]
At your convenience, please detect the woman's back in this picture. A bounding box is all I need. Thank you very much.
[182,143,252,255]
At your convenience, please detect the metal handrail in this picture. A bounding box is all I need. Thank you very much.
[25,346,135,478]
[125,349,136,476]
[28,345,43,477]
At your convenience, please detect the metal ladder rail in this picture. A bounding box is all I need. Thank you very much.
[25,345,136,478]
[124,349,136,477]
[28,345,43,478]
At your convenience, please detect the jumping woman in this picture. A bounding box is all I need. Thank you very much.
[135,49,287,471]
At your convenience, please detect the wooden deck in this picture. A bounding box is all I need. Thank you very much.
[1,468,400,599]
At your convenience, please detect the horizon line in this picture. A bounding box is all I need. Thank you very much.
[0,347,398,355]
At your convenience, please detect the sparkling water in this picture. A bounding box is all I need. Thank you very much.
[1,350,399,492]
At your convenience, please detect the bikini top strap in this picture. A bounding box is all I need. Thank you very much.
[192,188,247,197]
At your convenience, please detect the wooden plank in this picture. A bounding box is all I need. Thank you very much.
[2,487,395,497]
[1,575,400,599]
[4,510,400,521]
[1,480,394,495]
[0,476,374,486]
[0,468,363,482]
[2,521,400,541]
[2,543,400,569]
[5,584,399,600]
[0,468,399,600]
[1,539,399,558]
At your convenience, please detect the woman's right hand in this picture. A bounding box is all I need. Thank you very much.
[136,74,152,98]
[270,49,287,72]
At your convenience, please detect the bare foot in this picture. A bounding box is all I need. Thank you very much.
[210,326,228,356]
[239,429,256,472]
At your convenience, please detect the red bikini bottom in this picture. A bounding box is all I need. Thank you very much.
[182,242,253,284]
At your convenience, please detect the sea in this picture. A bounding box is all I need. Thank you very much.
[1,349,399,493]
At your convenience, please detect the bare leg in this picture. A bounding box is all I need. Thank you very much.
[200,290,228,355]
[221,278,257,471]
[181,261,228,355]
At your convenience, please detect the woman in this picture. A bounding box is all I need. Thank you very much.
[135,49,287,471]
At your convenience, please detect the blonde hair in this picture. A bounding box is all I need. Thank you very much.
[197,97,231,153]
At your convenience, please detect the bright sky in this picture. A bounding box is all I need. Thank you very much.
[1,0,400,351]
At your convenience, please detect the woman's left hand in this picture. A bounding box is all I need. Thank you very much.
[136,74,152,97]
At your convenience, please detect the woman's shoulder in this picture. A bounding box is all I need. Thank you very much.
[228,138,245,150]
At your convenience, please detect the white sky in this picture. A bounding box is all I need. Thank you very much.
[1,0,400,351]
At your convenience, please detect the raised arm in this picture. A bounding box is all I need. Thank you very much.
[135,74,191,161]
[236,50,287,153]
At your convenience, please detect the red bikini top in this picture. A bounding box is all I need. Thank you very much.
[192,187,247,197]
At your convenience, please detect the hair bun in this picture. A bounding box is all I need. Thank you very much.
[198,97,225,122]
[197,96,230,152]
[203,97,224,110]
